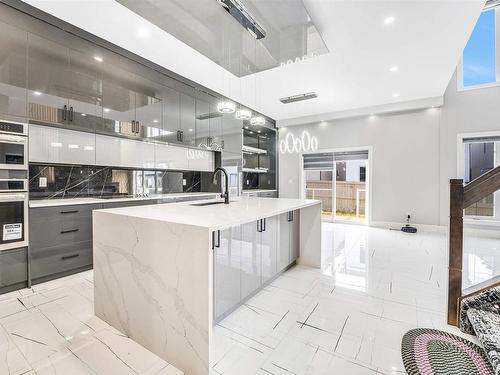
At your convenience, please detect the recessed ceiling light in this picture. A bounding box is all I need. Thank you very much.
[93,56,103,62]
[103,108,110,113]
[389,65,399,72]
[392,92,400,98]
[136,27,150,39]
[257,130,261,133]
[50,142,62,148]
[153,119,159,123]
[244,126,249,129]
[68,144,79,149]
[188,128,193,132]
[81,113,86,117]
[33,91,42,96]
[384,16,395,25]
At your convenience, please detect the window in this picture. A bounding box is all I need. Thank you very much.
[461,6,499,88]
[463,137,499,219]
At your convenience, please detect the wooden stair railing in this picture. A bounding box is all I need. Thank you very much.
[447,165,500,326]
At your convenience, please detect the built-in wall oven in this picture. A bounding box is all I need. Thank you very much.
[0,121,28,251]
[0,121,27,170]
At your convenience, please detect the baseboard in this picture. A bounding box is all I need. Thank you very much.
[369,221,446,233]
[369,221,500,239]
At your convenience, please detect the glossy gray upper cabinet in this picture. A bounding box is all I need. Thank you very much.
[222,115,243,154]
[195,98,210,148]
[180,93,196,146]
[161,87,181,144]
[0,21,27,122]
[134,90,162,142]
[28,33,70,127]
[210,104,224,150]
[66,47,102,132]
[99,80,135,137]
[28,34,102,133]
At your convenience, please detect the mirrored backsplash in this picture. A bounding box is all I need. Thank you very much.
[29,163,220,200]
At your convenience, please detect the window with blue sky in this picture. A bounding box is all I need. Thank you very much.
[463,8,497,87]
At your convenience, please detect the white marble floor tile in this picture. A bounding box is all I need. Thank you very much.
[0,222,494,375]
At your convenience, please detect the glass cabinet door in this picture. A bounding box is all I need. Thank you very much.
[195,98,210,148]
[210,103,224,151]
[99,81,136,138]
[0,21,27,122]
[221,115,243,154]
[65,46,102,133]
[180,93,196,146]
[27,34,70,126]
[160,87,180,144]
[135,91,162,143]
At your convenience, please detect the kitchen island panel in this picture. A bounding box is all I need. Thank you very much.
[93,211,213,375]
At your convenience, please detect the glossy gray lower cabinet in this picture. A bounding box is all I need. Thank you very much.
[240,220,262,301]
[260,216,278,284]
[0,247,28,292]
[278,210,300,273]
[214,226,241,321]
[29,204,100,282]
[214,212,299,321]
[290,210,300,262]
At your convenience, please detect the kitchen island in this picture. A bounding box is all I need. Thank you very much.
[92,197,321,375]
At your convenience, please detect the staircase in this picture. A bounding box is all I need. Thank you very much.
[447,165,500,374]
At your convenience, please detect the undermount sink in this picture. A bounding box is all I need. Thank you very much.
[190,201,234,206]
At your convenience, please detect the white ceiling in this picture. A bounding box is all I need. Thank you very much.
[23,0,484,125]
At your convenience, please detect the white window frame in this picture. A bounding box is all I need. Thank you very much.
[457,131,500,223]
[457,6,500,92]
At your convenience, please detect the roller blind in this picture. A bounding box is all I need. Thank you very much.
[303,151,368,170]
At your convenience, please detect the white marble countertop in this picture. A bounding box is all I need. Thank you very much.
[95,196,320,230]
[29,192,219,208]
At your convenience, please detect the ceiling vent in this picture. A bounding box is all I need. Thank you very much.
[280,92,318,104]
[217,0,266,39]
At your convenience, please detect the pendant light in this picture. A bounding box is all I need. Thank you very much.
[217,100,236,113]
[250,115,265,126]
[235,108,252,120]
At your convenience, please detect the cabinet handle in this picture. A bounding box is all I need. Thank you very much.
[60,210,78,214]
[177,130,183,142]
[69,106,74,121]
[61,229,79,234]
[263,218,266,232]
[212,230,221,249]
[136,121,140,134]
[131,120,135,133]
[287,211,293,222]
[61,254,79,261]
[63,105,67,121]
[257,219,262,233]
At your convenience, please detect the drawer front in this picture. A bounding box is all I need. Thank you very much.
[30,242,92,280]
[0,247,27,288]
[29,204,99,249]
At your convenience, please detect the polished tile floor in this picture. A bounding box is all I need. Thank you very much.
[0,223,495,375]
[211,223,488,375]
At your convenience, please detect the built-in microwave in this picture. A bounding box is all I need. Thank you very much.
[0,192,28,251]
[0,121,28,170]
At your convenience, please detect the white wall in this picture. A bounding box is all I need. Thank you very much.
[280,70,500,227]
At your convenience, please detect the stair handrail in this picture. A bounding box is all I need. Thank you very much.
[447,164,500,326]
